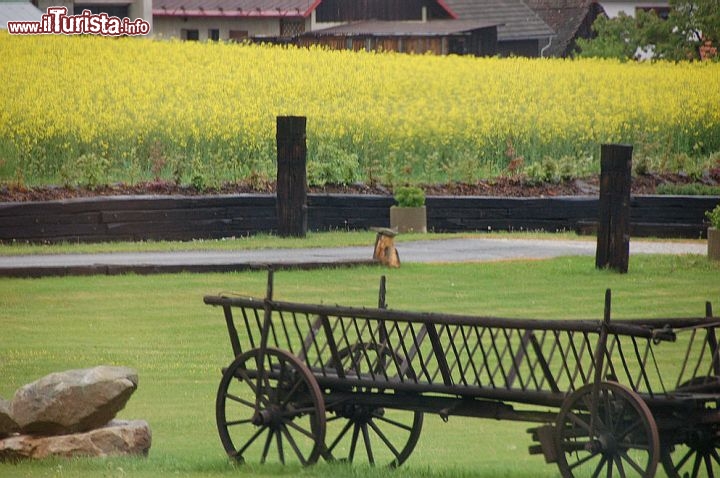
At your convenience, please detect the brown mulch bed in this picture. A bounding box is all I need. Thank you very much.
[0,173,712,203]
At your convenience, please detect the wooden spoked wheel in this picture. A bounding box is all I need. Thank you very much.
[216,347,326,465]
[555,382,660,478]
[661,426,720,478]
[661,376,720,478]
[323,343,423,467]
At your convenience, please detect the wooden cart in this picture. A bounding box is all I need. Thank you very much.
[204,272,719,477]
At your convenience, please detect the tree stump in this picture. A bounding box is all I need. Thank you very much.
[371,228,400,268]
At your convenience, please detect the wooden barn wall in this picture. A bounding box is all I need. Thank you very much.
[299,36,444,54]
[475,27,498,56]
[497,39,541,57]
[0,195,715,243]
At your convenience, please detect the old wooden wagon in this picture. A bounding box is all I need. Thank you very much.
[204,272,719,477]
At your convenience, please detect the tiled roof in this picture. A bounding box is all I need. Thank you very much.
[525,0,605,56]
[0,2,42,29]
[306,19,498,36]
[153,0,320,17]
[443,0,554,40]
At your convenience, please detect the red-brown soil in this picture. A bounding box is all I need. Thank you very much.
[0,173,714,202]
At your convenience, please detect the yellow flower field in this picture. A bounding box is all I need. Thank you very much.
[1,31,719,187]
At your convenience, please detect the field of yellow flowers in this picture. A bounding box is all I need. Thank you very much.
[1,31,719,188]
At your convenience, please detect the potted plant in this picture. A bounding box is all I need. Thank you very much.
[390,186,427,233]
[707,204,720,261]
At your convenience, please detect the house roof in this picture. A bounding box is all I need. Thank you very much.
[305,19,498,37]
[443,0,554,41]
[0,1,43,29]
[79,0,134,4]
[525,0,605,56]
[153,0,321,17]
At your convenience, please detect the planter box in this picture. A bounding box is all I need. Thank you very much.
[390,206,427,233]
[709,227,720,261]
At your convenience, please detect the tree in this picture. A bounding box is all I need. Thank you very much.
[667,0,720,60]
[576,12,644,60]
[577,0,720,61]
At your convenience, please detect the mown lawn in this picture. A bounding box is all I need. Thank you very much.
[1,256,718,477]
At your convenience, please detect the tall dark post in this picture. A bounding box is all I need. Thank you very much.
[596,144,632,273]
[276,116,307,237]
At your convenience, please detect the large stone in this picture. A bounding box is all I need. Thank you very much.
[0,419,151,462]
[0,399,19,438]
[11,366,138,435]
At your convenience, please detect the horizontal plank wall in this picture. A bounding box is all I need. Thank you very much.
[0,195,279,243]
[427,196,598,232]
[0,194,716,243]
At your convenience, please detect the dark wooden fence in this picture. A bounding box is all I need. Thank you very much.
[0,194,716,243]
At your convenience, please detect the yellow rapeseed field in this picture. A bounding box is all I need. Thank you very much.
[1,31,719,187]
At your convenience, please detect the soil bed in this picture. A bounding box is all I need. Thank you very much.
[0,173,714,202]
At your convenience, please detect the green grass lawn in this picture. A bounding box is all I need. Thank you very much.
[1,256,718,477]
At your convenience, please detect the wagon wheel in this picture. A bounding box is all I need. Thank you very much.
[555,381,659,478]
[660,377,720,478]
[323,343,423,467]
[661,425,720,478]
[216,347,326,465]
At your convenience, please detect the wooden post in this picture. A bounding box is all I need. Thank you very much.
[276,116,307,237]
[596,144,632,273]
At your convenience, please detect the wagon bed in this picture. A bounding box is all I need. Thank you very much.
[204,272,720,477]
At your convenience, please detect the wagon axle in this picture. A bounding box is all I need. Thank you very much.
[334,403,383,423]
[585,434,617,455]
[251,407,282,428]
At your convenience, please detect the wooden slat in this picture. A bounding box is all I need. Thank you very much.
[1,194,716,243]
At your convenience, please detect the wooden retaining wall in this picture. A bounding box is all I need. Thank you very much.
[0,194,716,243]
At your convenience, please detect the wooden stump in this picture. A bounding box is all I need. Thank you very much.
[372,228,400,268]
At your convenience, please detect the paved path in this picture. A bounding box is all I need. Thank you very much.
[0,238,706,277]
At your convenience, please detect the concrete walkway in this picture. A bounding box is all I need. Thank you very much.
[0,238,706,278]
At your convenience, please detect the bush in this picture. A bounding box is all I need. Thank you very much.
[393,186,425,207]
[307,143,359,186]
[656,184,720,196]
[706,204,720,229]
[59,152,110,189]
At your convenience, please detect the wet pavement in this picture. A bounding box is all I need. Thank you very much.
[0,237,706,278]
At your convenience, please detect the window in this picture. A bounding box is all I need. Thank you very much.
[280,18,304,38]
[209,29,220,41]
[229,30,248,42]
[74,4,129,18]
[182,29,199,41]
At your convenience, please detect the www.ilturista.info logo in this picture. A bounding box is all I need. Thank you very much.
[7,6,150,36]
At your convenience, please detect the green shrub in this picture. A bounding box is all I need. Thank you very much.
[189,156,207,191]
[59,152,110,189]
[656,184,720,196]
[393,186,425,207]
[307,143,360,186]
[706,204,720,229]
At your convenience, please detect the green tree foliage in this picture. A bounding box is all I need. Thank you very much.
[577,0,720,61]
[576,12,643,59]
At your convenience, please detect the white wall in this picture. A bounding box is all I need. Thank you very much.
[598,1,669,17]
[152,16,313,41]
